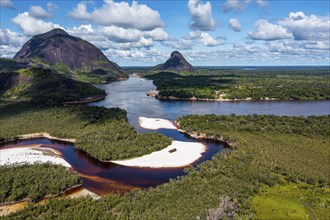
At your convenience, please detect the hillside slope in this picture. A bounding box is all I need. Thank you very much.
[14,28,127,83]
[0,67,105,106]
[152,51,195,73]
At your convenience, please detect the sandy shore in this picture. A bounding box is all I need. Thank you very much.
[156,95,280,102]
[18,132,76,143]
[0,200,28,217]
[0,187,99,217]
[66,188,99,199]
[112,140,206,168]
[0,147,71,167]
[139,117,177,130]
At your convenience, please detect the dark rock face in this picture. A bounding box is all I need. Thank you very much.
[153,51,195,72]
[14,28,124,78]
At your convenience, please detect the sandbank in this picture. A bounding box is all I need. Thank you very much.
[0,147,71,167]
[112,140,206,168]
[18,132,76,143]
[139,117,177,130]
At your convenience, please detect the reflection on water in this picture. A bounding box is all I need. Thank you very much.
[92,77,330,130]
[2,76,329,195]
[1,132,224,195]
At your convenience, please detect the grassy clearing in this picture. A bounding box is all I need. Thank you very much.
[252,183,330,220]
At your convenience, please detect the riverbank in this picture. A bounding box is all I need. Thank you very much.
[18,132,76,143]
[175,121,237,149]
[0,186,98,216]
[0,147,71,168]
[156,94,280,102]
[112,117,207,167]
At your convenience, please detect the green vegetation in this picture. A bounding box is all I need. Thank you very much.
[71,70,117,84]
[0,102,171,160]
[145,68,330,100]
[0,58,29,72]
[4,114,329,219]
[0,67,105,106]
[0,164,81,203]
[252,183,328,219]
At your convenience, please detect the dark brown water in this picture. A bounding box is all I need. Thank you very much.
[1,131,224,195]
[2,76,329,195]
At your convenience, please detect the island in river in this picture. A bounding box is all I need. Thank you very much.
[143,67,330,101]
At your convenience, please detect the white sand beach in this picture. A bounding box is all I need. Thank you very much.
[66,188,99,199]
[112,140,206,168]
[19,132,76,143]
[0,147,71,167]
[139,117,177,130]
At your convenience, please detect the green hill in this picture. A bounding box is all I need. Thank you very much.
[0,67,105,106]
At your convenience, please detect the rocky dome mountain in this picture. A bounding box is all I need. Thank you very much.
[152,51,195,72]
[14,28,126,82]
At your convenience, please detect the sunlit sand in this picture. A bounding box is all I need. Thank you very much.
[139,117,177,130]
[112,140,206,168]
[0,147,71,167]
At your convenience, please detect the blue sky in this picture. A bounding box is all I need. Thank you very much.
[1,0,329,66]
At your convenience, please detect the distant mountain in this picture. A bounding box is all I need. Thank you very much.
[0,67,105,106]
[152,51,195,73]
[14,28,126,83]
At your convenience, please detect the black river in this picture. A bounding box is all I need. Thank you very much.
[2,76,329,194]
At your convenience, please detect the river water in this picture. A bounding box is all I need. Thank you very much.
[2,76,329,195]
[92,76,330,130]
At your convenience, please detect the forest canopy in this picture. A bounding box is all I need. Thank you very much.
[145,68,330,100]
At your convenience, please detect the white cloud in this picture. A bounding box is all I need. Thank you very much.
[222,0,268,12]
[47,2,58,12]
[188,0,217,31]
[183,40,328,65]
[68,2,91,20]
[0,28,26,46]
[222,0,251,12]
[189,31,220,46]
[102,26,142,43]
[200,32,220,46]
[134,37,153,48]
[145,28,168,41]
[100,26,168,43]
[267,39,329,54]
[65,25,158,51]
[302,41,329,50]
[69,1,163,31]
[0,28,27,58]
[248,19,292,40]
[162,38,194,50]
[256,0,268,7]
[165,31,219,50]
[0,0,14,9]
[69,24,94,34]
[29,5,52,19]
[228,18,242,32]
[103,47,167,65]
[279,12,330,41]
[12,12,61,36]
